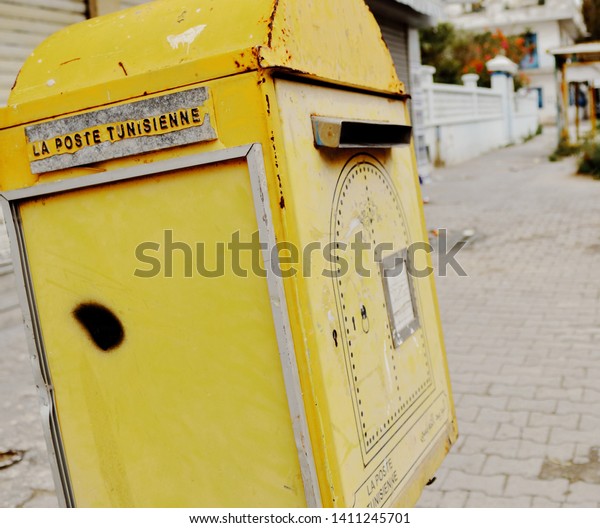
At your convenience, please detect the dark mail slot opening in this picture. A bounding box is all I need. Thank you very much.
[312,116,412,149]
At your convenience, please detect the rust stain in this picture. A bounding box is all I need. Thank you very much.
[266,0,280,48]
[10,67,23,91]
[268,128,284,204]
[118,61,128,76]
[265,94,271,115]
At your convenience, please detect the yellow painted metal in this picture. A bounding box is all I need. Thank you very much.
[268,79,456,507]
[561,62,570,144]
[590,85,597,137]
[18,160,307,508]
[575,82,581,140]
[0,0,455,508]
[6,0,401,127]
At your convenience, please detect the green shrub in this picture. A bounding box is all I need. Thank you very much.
[549,139,581,162]
[578,141,600,178]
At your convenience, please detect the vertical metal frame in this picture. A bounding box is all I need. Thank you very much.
[0,198,75,507]
[246,144,322,507]
[0,143,321,507]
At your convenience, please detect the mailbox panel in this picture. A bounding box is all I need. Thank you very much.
[8,150,307,507]
[273,79,457,507]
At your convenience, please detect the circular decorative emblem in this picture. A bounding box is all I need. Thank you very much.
[330,154,432,459]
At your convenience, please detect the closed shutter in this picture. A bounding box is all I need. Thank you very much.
[378,22,409,92]
[0,0,87,106]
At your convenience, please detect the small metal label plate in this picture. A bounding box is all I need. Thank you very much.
[25,87,217,174]
[381,251,420,348]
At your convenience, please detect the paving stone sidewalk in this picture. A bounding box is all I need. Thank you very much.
[0,269,57,507]
[418,128,600,507]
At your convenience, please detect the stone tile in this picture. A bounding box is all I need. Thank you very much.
[416,489,443,507]
[443,470,505,495]
[461,394,509,411]
[477,409,529,428]
[439,490,469,507]
[437,453,487,474]
[507,397,557,414]
[505,476,569,502]
[481,455,544,478]
[529,412,578,429]
[566,482,600,505]
[465,491,532,508]
[22,491,59,508]
[532,496,563,507]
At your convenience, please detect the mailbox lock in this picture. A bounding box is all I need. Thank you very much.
[360,304,370,334]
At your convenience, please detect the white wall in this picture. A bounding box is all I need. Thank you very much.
[490,20,559,124]
[422,71,540,166]
[424,117,507,166]
[527,70,557,124]
[514,90,541,140]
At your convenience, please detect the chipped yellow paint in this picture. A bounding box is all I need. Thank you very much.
[269,79,457,507]
[0,0,455,509]
[6,0,401,127]
[19,159,307,507]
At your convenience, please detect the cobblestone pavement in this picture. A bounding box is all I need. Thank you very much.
[418,128,600,507]
[0,271,57,507]
[1,128,599,508]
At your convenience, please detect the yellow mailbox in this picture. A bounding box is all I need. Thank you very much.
[0,0,456,508]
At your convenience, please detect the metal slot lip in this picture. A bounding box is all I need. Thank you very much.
[311,116,412,149]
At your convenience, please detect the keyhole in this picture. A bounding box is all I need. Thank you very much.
[360,304,370,334]
[73,302,125,352]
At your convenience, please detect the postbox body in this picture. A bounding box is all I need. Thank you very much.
[0,0,456,507]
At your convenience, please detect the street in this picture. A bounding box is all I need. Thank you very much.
[419,128,600,506]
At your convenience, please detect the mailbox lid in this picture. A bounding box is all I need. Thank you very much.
[6,0,402,127]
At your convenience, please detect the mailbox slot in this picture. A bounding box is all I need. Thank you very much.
[312,116,412,148]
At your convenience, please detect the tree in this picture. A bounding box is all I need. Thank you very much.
[420,23,531,89]
[419,23,469,85]
[582,0,600,41]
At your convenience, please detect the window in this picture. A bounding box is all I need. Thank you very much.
[520,32,539,70]
[531,87,543,108]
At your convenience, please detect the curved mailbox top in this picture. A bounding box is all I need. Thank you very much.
[5,0,402,126]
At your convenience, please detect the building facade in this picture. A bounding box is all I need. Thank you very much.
[444,0,586,123]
